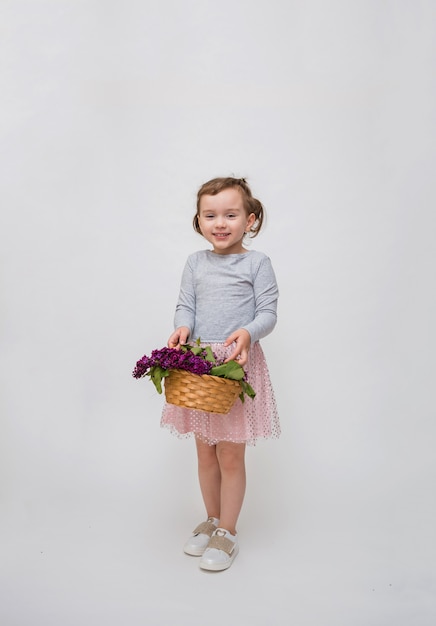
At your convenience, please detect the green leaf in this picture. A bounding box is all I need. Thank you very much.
[203,346,216,363]
[240,379,256,399]
[210,360,245,381]
[148,366,168,394]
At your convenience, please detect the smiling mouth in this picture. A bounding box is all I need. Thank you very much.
[213,233,229,237]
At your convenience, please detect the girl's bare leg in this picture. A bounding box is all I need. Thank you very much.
[216,441,246,535]
[195,437,221,519]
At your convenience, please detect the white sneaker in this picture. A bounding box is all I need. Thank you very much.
[199,528,239,571]
[183,517,219,556]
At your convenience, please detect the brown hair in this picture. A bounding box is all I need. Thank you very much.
[193,177,265,238]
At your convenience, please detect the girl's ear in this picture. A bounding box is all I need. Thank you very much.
[246,212,256,232]
[194,214,203,234]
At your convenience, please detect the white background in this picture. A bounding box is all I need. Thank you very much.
[1,1,435,624]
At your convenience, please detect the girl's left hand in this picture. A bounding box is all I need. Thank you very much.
[224,328,251,366]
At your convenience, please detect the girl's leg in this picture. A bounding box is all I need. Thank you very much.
[195,437,221,519]
[215,441,246,535]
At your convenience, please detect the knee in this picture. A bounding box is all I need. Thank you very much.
[216,443,245,472]
[197,443,219,471]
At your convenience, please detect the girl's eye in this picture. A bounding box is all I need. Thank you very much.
[227,214,236,218]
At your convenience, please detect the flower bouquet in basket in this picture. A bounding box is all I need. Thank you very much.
[132,339,255,414]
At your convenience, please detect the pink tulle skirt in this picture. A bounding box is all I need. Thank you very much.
[160,342,280,446]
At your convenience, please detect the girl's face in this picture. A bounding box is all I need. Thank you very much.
[197,188,256,255]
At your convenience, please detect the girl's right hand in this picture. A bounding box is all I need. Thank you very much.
[167,326,190,349]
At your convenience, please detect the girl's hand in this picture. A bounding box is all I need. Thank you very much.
[224,328,251,366]
[168,326,190,349]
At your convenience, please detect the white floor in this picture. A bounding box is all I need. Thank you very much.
[1,442,434,626]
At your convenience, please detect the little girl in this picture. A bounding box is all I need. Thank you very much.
[161,176,280,571]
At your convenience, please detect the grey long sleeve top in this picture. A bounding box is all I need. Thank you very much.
[174,249,279,344]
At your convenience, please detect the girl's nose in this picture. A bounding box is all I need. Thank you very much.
[216,215,226,227]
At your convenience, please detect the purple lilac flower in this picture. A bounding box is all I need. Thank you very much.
[132,346,214,379]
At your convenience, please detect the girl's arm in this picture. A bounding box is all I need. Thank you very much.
[240,255,278,344]
[225,255,278,365]
[172,257,195,342]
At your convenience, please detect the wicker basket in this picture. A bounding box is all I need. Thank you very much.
[164,369,241,414]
